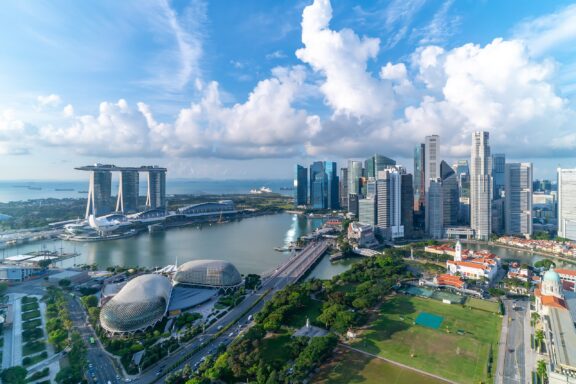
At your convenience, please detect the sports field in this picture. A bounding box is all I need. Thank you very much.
[352,295,501,384]
[313,347,447,384]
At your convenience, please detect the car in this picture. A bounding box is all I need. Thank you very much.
[217,325,223,330]
[228,332,234,337]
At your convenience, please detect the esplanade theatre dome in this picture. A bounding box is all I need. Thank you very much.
[100,274,172,334]
[173,259,242,288]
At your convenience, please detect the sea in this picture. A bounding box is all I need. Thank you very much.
[0,179,294,203]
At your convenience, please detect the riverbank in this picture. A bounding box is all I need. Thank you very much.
[459,239,576,266]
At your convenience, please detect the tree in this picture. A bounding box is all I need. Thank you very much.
[535,330,544,352]
[58,279,71,288]
[0,366,28,384]
[0,282,7,296]
[537,359,547,382]
[81,295,98,308]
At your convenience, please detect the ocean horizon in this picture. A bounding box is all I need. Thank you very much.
[0,179,294,203]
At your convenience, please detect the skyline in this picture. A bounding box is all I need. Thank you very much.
[2,0,576,180]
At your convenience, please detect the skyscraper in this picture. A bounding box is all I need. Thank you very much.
[309,161,339,210]
[364,154,396,178]
[347,160,363,213]
[456,160,470,225]
[294,165,308,206]
[116,170,139,213]
[339,167,348,210]
[146,168,167,209]
[505,163,533,237]
[376,169,404,240]
[85,169,112,218]
[413,144,425,211]
[470,131,492,240]
[424,135,440,191]
[557,168,576,240]
[492,154,506,199]
[440,161,459,227]
[325,162,340,210]
[401,174,414,239]
[358,197,376,225]
[427,179,443,239]
[310,161,327,209]
[347,160,363,196]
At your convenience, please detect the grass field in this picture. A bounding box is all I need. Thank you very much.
[465,297,501,313]
[314,347,447,384]
[352,295,501,384]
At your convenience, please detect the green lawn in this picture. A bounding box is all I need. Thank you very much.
[465,297,501,314]
[352,295,501,384]
[314,347,446,384]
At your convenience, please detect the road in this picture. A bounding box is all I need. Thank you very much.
[68,296,121,384]
[499,297,530,384]
[135,240,329,384]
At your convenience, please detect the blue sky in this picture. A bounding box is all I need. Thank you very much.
[1,0,576,180]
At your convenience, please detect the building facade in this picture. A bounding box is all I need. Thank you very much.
[470,131,492,240]
[358,197,376,226]
[339,167,348,210]
[492,153,506,199]
[427,179,444,239]
[116,170,139,213]
[413,144,426,212]
[504,162,533,237]
[424,135,440,192]
[376,169,404,240]
[294,165,308,206]
[401,174,414,239]
[558,168,576,241]
[441,161,459,227]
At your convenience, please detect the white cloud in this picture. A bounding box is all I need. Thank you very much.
[36,94,61,109]
[514,4,576,56]
[412,0,460,45]
[62,104,74,117]
[296,0,394,118]
[266,50,287,60]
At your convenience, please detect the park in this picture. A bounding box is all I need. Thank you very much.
[350,294,502,384]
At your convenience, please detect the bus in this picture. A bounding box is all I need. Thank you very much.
[89,337,95,345]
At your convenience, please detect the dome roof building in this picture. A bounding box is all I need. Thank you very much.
[542,267,563,298]
[100,274,172,334]
[173,259,242,288]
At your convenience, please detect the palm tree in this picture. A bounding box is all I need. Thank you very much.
[537,359,547,383]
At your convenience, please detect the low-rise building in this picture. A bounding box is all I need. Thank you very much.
[0,265,43,282]
[347,222,377,247]
[446,241,499,282]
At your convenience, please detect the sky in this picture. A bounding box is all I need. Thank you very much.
[1,0,576,180]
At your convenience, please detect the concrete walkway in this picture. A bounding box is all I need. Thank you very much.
[1,295,15,369]
[340,344,458,384]
[11,294,23,366]
[495,302,509,384]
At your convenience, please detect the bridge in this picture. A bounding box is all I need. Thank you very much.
[262,240,330,282]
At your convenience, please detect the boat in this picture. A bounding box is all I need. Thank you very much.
[280,187,294,190]
[78,191,88,193]
[55,188,74,191]
[249,186,272,194]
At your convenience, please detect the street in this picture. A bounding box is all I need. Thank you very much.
[68,296,121,384]
[499,297,531,384]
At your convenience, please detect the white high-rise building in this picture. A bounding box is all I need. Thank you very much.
[558,168,576,240]
[470,131,492,240]
[424,135,440,191]
[427,178,444,239]
[504,163,533,238]
[376,169,404,240]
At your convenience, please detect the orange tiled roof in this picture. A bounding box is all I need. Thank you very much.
[447,260,490,271]
[436,274,465,288]
[556,268,576,277]
[541,295,567,309]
